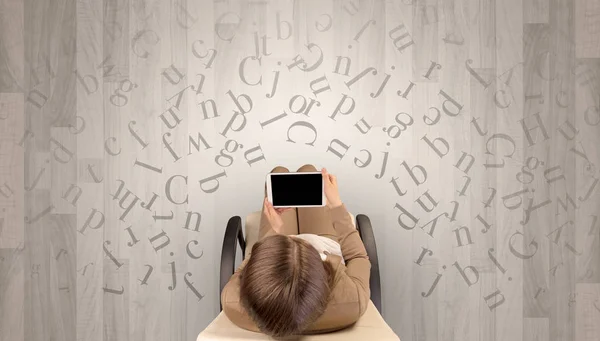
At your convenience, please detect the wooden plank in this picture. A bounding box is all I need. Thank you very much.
[412,0,440,81]
[0,247,25,341]
[75,0,105,340]
[524,0,549,24]
[437,0,472,339]
[0,0,24,92]
[103,259,129,341]
[547,1,577,341]
[50,127,77,214]
[383,0,416,338]
[0,93,24,249]
[524,318,550,341]
[184,0,217,336]
[22,1,78,341]
[573,60,600,284]
[46,214,77,341]
[467,0,498,68]
[575,0,600,58]
[522,23,551,319]
[101,0,131,340]
[575,284,600,341]
[495,0,525,340]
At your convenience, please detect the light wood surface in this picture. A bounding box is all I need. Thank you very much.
[0,0,599,340]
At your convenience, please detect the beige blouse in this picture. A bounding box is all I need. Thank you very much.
[291,234,345,264]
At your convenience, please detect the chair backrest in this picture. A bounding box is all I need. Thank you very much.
[244,211,356,259]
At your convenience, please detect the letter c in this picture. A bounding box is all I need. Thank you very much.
[132,29,160,58]
[239,56,262,86]
[509,230,538,259]
[165,175,188,205]
[215,12,242,42]
[104,137,121,156]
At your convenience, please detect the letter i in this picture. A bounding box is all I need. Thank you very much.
[487,248,507,274]
[371,66,394,98]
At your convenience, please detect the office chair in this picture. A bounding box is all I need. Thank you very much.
[197,210,400,340]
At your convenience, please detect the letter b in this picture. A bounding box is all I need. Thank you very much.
[74,70,99,95]
[276,12,292,40]
[400,161,427,185]
[453,261,479,287]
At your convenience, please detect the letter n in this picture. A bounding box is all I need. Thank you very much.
[182,211,201,232]
[453,226,473,247]
[388,24,414,53]
[484,289,505,310]
[326,139,350,160]
[149,230,170,252]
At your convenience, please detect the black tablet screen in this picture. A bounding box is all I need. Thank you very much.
[270,173,323,206]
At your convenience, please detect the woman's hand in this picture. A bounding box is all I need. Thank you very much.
[321,168,343,208]
[262,197,292,233]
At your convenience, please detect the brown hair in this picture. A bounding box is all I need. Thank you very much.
[239,234,335,338]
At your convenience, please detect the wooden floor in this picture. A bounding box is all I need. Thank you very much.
[0,0,599,340]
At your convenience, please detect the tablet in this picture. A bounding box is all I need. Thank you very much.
[266,172,325,208]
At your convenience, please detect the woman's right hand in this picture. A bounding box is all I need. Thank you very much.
[321,168,342,208]
[263,197,285,234]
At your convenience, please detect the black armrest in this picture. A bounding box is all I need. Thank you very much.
[356,214,382,314]
[220,216,246,311]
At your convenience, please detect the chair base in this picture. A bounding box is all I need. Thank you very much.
[198,301,399,341]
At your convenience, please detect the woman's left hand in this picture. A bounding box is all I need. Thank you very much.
[263,197,292,233]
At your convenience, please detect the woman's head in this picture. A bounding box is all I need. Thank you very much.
[239,234,334,337]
